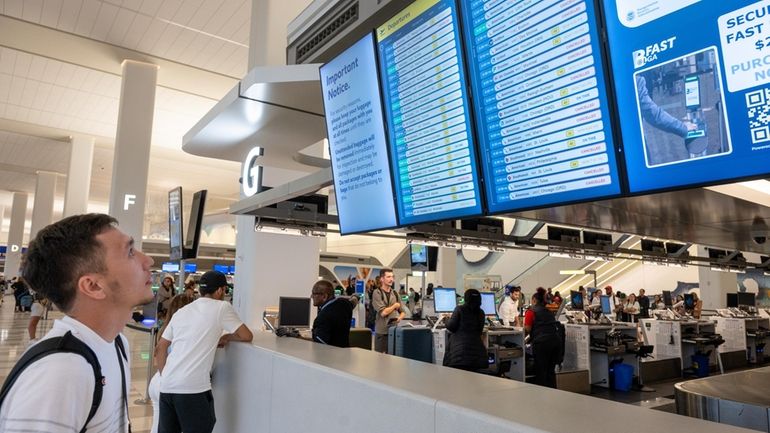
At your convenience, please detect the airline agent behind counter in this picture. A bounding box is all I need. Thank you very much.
[309,280,356,347]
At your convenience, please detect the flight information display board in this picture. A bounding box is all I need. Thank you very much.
[320,33,398,234]
[377,0,484,225]
[462,0,623,214]
[604,0,770,193]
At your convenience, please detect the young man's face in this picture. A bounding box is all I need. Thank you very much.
[381,272,394,289]
[511,290,520,300]
[96,227,155,309]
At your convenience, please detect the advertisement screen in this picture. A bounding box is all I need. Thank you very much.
[320,33,398,234]
[377,0,484,225]
[604,0,770,193]
[462,0,623,213]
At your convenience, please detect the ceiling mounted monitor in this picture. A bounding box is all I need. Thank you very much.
[376,0,484,226]
[547,226,581,244]
[461,0,624,214]
[602,1,770,193]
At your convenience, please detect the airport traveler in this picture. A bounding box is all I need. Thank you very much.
[624,294,641,322]
[149,293,195,433]
[674,295,686,316]
[578,287,589,310]
[426,282,434,298]
[0,213,154,433]
[184,278,198,299]
[552,291,563,305]
[443,289,488,372]
[653,294,665,310]
[27,293,47,343]
[687,292,703,319]
[498,285,522,326]
[524,287,561,388]
[157,274,175,318]
[308,279,355,347]
[12,278,30,312]
[590,290,602,308]
[372,268,404,353]
[638,289,650,318]
[156,270,253,433]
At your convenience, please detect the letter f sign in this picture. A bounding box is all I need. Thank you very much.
[124,194,136,210]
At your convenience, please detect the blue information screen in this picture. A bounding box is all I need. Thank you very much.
[462,0,623,213]
[320,33,398,234]
[603,0,770,193]
[377,0,484,225]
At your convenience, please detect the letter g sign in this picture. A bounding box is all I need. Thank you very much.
[242,146,264,197]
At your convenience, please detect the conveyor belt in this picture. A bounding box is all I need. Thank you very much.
[675,366,770,431]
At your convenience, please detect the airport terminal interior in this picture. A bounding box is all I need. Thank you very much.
[1,1,770,432]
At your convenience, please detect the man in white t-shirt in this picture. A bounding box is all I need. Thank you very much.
[0,214,155,433]
[498,285,522,326]
[156,270,253,433]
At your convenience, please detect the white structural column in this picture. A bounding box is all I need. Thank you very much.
[5,192,28,280]
[107,61,158,250]
[29,172,57,239]
[63,135,95,217]
[696,246,738,309]
[437,247,457,288]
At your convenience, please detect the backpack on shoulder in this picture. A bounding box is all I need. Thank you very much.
[0,331,128,433]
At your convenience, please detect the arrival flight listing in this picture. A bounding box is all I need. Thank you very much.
[604,0,770,193]
[377,0,483,225]
[462,0,622,214]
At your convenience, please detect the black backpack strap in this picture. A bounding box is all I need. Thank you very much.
[0,331,104,433]
[113,335,131,433]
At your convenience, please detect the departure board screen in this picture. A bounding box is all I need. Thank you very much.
[377,0,484,226]
[320,33,398,234]
[462,0,623,214]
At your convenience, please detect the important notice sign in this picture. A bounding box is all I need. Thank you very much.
[377,0,483,226]
[320,33,397,234]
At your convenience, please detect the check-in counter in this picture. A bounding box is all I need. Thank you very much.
[715,316,769,364]
[211,333,754,433]
[563,323,640,388]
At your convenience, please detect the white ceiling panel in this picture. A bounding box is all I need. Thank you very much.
[56,0,82,33]
[21,0,43,22]
[39,0,63,28]
[91,1,120,40]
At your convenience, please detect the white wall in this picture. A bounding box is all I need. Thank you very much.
[325,231,406,266]
[600,262,699,295]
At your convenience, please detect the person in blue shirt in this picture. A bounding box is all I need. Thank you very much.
[636,75,696,138]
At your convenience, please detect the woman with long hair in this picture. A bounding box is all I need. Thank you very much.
[149,293,195,433]
[443,289,488,372]
[524,287,562,388]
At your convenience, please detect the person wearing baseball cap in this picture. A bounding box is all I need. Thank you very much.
[155,270,253,433]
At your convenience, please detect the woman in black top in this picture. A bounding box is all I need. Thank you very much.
[524,287,561,388]
[443,289,488,372]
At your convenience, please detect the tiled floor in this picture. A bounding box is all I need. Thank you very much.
[0,295,154,433]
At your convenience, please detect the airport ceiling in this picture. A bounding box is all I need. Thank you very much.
[0,0,769,254]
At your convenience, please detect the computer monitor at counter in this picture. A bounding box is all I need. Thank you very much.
[737,292,756,307]
[570,290,584,311]
[434,288,457,313]
[278,297,311,328]
[480,292,496,317]
[600,296,612,315]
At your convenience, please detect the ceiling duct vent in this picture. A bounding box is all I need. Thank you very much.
[294,1,359,64]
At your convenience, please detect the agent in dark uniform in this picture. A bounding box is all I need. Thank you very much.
[524,287,561,388]
[310,280,355,347]
[443,289,488,372]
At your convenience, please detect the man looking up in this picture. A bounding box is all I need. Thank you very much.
[0,214,155,432]
[372,268,404,353]
[156,270,253,433]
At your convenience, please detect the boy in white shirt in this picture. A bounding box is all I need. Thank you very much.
[0,214,155,433]
[156,270,253,433]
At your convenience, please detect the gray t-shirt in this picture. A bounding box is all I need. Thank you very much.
[372,287,401,335]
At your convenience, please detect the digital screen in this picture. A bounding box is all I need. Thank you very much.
[480,292,496,316]
[278,297,311,327]
[600,295,611,315]
[410,244,428,269]
[228,265,235,275]
[377,0,483,225]
[434,287,458,312]
[184,263,197,273]
[727,292,738,308]
[737,291,756,307]
[662,290,673,307]
[168,187,184,261]
[570,290,584,310]
[320,33,398,234]
[213,264,229,274]
[162,262,179,273]
[603,0,770,193]
[462,0,623,214]
[684,293,695,309]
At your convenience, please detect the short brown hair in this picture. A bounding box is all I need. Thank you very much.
[22,214,117,312]
[379,268,393,278]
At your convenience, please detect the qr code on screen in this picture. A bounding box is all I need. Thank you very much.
[747,88,770,144]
